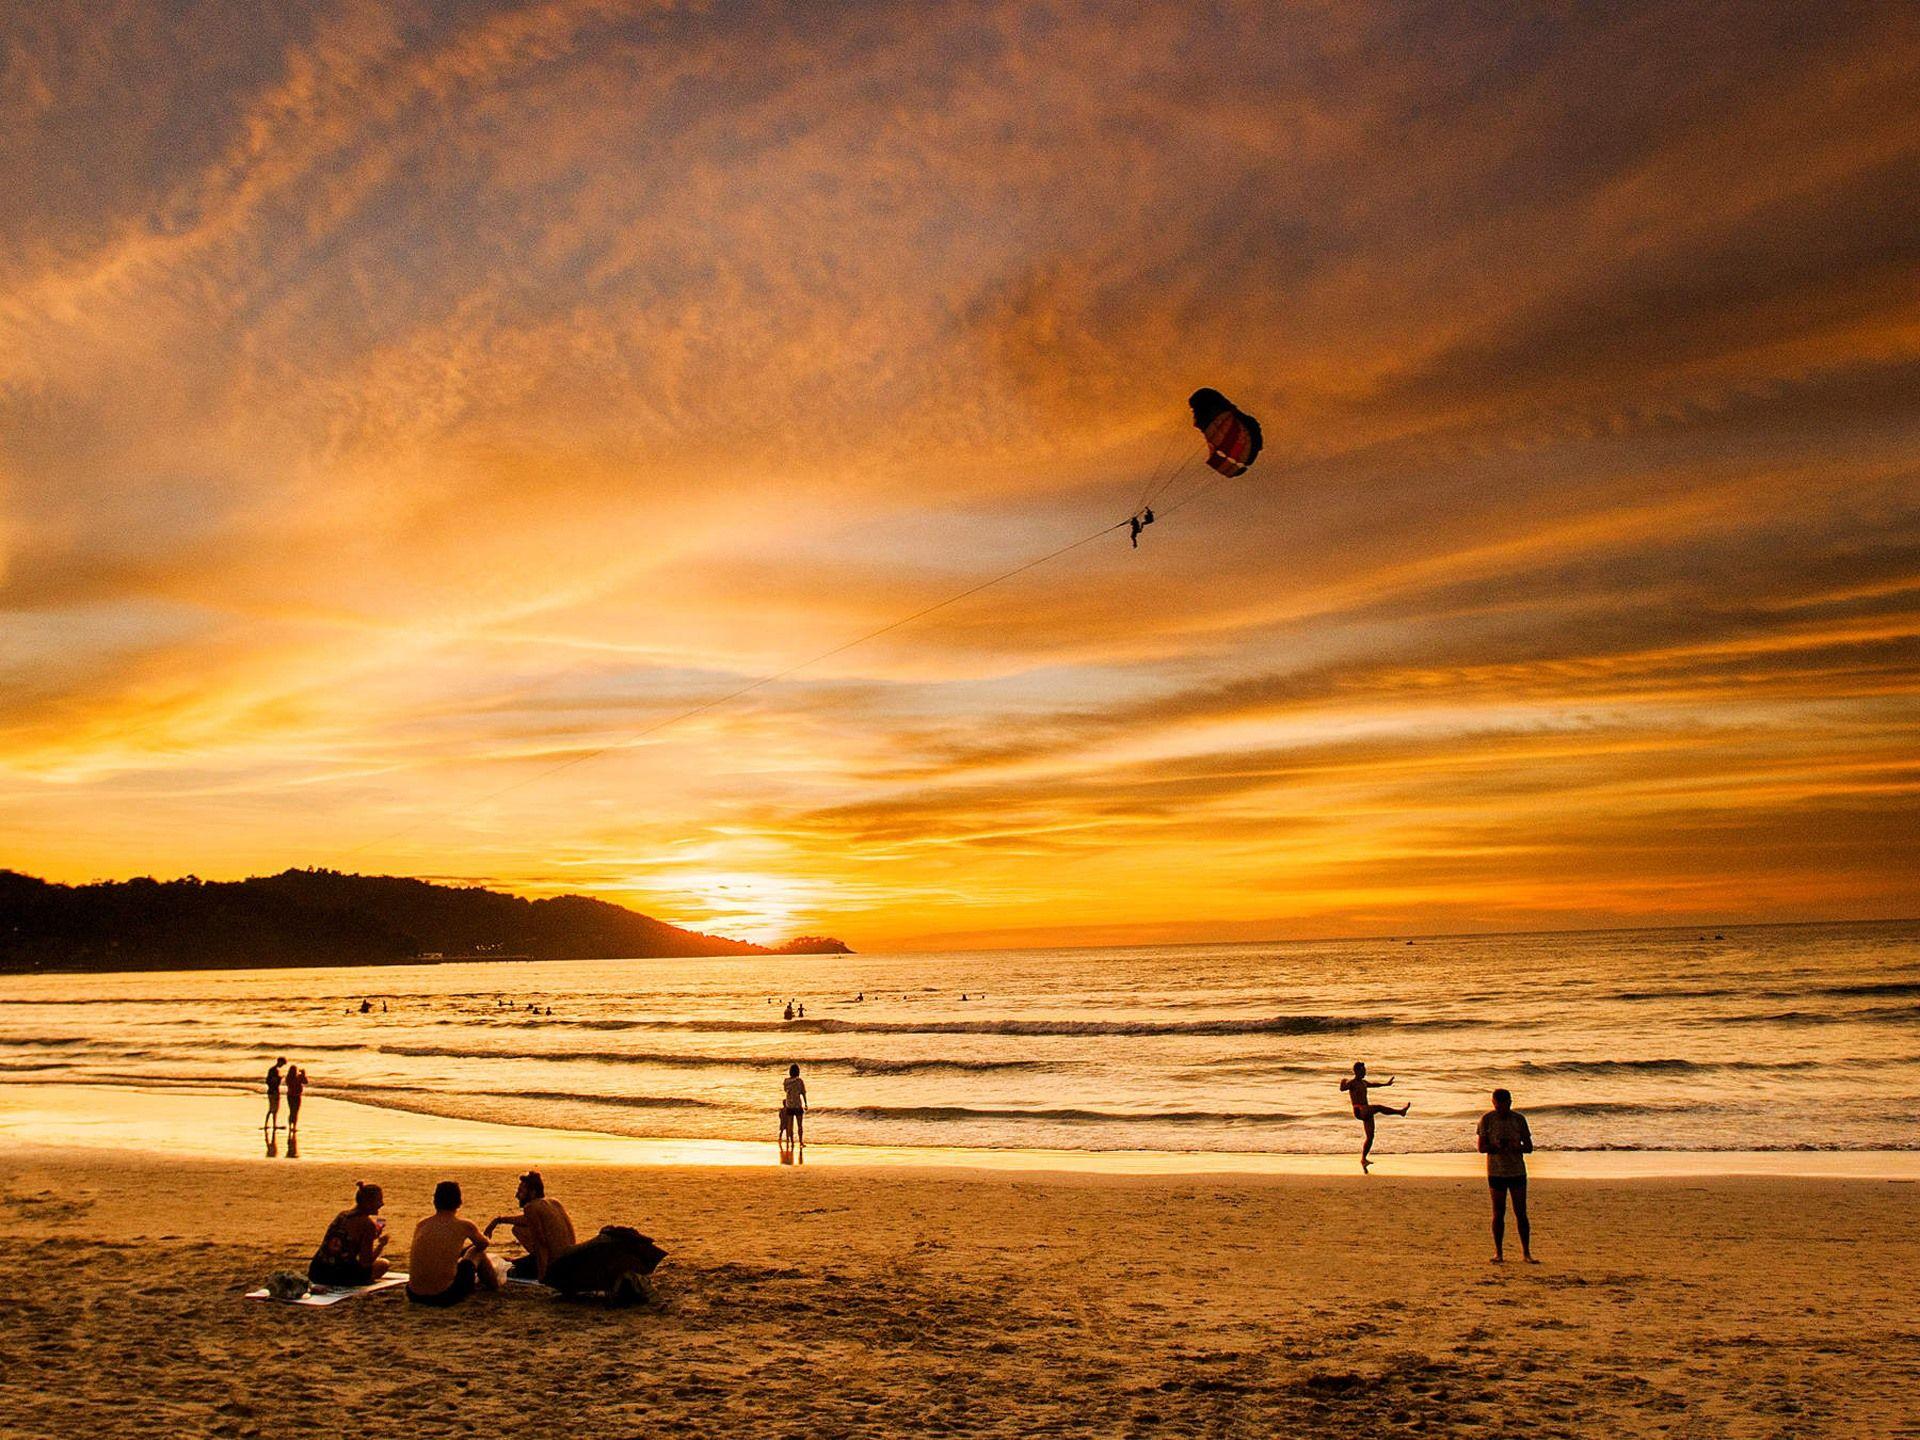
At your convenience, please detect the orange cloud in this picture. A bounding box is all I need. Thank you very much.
[1,2,1916,947]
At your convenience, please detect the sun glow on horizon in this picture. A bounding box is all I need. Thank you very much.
[1,2,1916,950]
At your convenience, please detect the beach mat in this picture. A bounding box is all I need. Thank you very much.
[247,1274,409,1307]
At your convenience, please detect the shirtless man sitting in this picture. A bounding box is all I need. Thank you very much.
[407,1180,501,1306]
[1339,1061,1410,1170]
[485,1170,576,1283]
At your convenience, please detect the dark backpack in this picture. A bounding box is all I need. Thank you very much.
[544,1225,668,1300]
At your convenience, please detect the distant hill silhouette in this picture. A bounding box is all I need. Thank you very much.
[0,868,851,973]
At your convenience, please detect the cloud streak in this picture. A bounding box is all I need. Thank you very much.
[1,0,1916,944]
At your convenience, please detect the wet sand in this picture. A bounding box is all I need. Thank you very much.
[3,1144,1916,1438]
[7,1083,1917,1179]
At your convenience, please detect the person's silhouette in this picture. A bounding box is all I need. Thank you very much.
[1477,1088,1536,1262]
[780,1063,808,1150]
[1339,1061,1410,1169]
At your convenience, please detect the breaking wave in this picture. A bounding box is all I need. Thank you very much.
[536,1013,1397,1038]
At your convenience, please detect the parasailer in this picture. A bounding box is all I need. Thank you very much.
[1188,388,1263,477]
[1129,506,1155,547]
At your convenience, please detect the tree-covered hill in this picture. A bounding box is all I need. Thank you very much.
[0,868,850,973]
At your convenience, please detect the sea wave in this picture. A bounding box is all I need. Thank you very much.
[1721,1003,1920,1027]
[365,1043,1051,1074]
[0,1035,91,1048]
[1514,1057,1821,1075]
[513,1013,1397,1038]
[1518,1100,1711,1117]
[824,1104,1303,1125]
[3,1069,730,1112]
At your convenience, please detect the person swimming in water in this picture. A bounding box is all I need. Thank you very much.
[1339,1061,1409,1169]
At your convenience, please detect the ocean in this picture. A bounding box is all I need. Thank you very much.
[2,920,1916,1158]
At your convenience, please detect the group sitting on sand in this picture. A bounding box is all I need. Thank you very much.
[308,1170,664,1305]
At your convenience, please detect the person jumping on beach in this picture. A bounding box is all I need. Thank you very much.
[1340,1061,1409,1169]
[286,1063,307,1129]
[1477,1088,1536,1263]
[485,1170,576,1283]
[265,1057,285,1128]
[780,1063,808,1149]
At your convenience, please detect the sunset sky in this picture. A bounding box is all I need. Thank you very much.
[2,1,1916,948]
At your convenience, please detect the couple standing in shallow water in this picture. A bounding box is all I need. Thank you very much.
[1343,1060,1537,1263]
[264,1057,307,1129]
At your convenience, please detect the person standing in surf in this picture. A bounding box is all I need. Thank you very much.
[1340,1061,1409,1169]
[780,1063,808,1151]
[264,1057,285,1129]
[286,1062,308,1129]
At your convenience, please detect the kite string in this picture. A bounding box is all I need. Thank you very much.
[1142,449,1207,511]
[341,515,1136,858]
[1135,423,1191,512]
[1155,464,1239,519]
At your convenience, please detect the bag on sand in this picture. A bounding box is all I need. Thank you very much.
[264,1271,312,1301]
[544,1225,667,1304]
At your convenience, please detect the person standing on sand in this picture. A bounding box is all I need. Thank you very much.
[1340,1061,1409,1169]
[780,1063,808,1148]
[1477,1088,1536,1263]
[407,1180,500,1306]
[485,1170,576,1283]
[286,1063,307,1128]
[265,1057,285,1128]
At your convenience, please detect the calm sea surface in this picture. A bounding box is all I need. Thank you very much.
[2,922,1916,1156]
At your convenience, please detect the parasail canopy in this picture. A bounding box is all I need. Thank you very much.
[1188,388,1264,477]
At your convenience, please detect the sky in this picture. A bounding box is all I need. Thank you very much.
[2,0,1917,949]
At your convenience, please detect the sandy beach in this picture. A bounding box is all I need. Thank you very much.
[5,1139,1917,1438]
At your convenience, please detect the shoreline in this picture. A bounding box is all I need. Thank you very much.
[6,1081,1916,1179]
